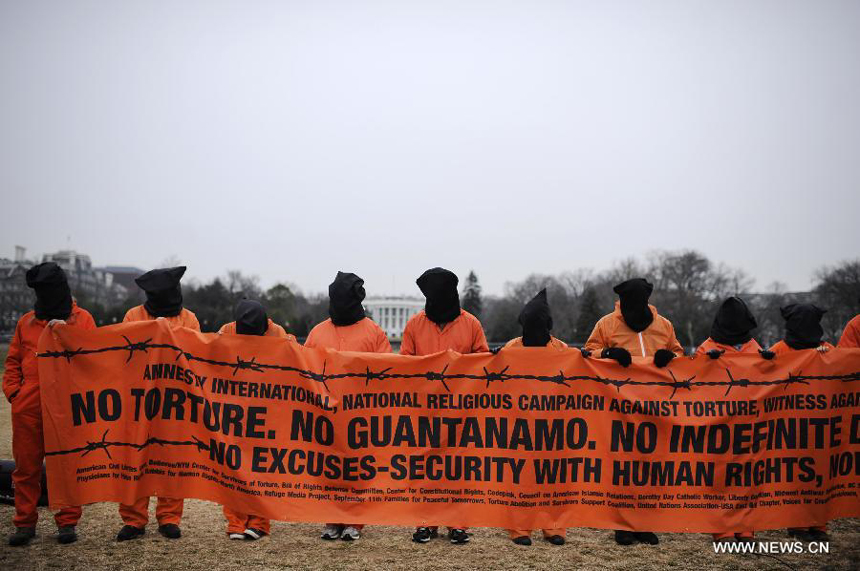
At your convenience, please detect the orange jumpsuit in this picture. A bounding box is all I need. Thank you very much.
[3,304,95,528]
[304,317,391,353]
[118,305,200,528]
[401,309,489,532]
[503,336,567,541]
[305,317,391,531]
[400,310,489,356]
[771,339,834,534]
[838,315,860,348]
[585,303,681,537]
[695,338,762,540]
[219,319,292,535]
[770,340,835,356]
[584,302,684,358]
[218,320,294,340]
[695,338,760,357]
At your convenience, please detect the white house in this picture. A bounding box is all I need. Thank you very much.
[363,297,424,339]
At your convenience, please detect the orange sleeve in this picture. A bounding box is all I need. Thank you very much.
[769,341,790,356]
[471,320,489,353]
[76,310,97,331]
[304,325,318,348]
[583,319,607,353]
[400,322,416,355]
[376,328,393,354]
[122,308,135,323]
[2,320,24,402]
[838,318,860,349]
[663,321,685,356]
[184,311,201,332]
[694,340,710,356]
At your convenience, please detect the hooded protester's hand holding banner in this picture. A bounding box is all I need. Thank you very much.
[37,320,860,532]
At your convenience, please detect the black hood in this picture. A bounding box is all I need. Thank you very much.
[234,299,268,336]
[417,267,461,325]
[613,278,654,333]
[328,271,366,326]
[781,303,826,349]
[711,296,757,346]
[519,288,552,347]
[135,266,186,318]
[26,262,72,321]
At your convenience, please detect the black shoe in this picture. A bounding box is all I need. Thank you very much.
[412,527,436,543]
[788,529,815,542]
[736,536,756,545]
[57,526,78,545]
[713,537,735,545]
[512,536,532,546]
[635,531,659,545]
[449,528,469,544]
[614,530,636,546]
[116,525,145,542]
[158,524,181,539]
[8,527,36,547]
[808,529,830,542]
[243,528,267,541]
[545,535,565,545]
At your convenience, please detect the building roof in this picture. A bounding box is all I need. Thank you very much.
[99,266,146,274]
[0,259,29,279]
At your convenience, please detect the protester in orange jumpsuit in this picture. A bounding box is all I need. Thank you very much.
[402,267,489,545]
[116,266,200,542]
[584,277,683,546]
[695,296,773,544]
[502,289,568,546]
[837,301,860,348]
[305,272,391,355]
[768,303,833,543]
[3,262,96,547]
[305,272,391,541]
[218,299,293,540]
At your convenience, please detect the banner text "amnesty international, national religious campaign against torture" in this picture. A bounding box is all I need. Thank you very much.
[38,321,860,532]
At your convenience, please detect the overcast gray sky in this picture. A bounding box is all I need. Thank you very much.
[1,0,858,297]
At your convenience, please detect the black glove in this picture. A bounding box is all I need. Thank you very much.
[759,349,776,360]
[706,349,724,360]
[601,347,632,367]
[654,349,676,368]
[490,345,503,355]
[580,348,592,358]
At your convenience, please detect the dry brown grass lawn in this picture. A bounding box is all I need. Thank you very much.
[0,343,858,570]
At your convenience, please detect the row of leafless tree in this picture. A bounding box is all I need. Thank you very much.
[8,251,857,349]
[479,251,860,348]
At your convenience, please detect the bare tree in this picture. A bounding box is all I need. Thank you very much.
[224,270,262,299]
[646,250,753,348]
[503,274,579,341]
[159,255,183,268]
[813,259,860,341]
[750,281,789,348]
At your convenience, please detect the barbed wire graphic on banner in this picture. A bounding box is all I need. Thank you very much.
[39,336,860,459]
[40,335,860,395]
